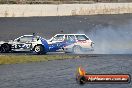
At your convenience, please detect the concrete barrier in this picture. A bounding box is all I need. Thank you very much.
[0,3,132,17]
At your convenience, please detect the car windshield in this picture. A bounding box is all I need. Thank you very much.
[32,36,40,41]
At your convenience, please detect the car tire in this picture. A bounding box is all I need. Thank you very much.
[0,44,11,53]
[34,45,46,55]
[73,45,82,54]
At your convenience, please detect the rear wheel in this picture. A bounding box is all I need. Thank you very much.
[73,46,82,54]
[34,45,46,55]
[0,44,11,53]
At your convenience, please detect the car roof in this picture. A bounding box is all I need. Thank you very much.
[55,34,86,35]
[23,35,33,36]
[22,35,40,37]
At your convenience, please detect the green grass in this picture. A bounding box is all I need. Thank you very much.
[0,55,80,65]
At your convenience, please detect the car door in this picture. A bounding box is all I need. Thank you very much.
[14,36,33,51]
[48,35,65,51]
[64,35,76,48]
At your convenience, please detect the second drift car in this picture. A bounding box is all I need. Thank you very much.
[48,34,94,53]
[0,34,94,54]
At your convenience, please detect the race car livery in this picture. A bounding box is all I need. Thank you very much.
[0,34,94,54]
[47,34,94,53]
[0,35,49,54]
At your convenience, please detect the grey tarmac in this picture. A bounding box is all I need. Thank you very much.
[0,14,132,88]
[0,54,132,88]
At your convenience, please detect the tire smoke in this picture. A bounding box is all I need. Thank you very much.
[86,21,132,54]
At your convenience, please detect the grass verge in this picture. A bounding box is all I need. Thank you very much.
[0,55,80,65]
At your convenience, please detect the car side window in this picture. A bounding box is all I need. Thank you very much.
[68,35,76,41]
[19,36,33,43]
[76,35,89,40]
[52,35,64,41]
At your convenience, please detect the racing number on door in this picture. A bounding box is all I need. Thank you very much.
[17,43,31,49]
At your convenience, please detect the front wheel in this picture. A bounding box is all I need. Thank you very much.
[34,45,46,55]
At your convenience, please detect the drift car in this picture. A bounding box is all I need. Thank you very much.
[0,35,49,54]
[48,34,94,53]
[0,34,94,54]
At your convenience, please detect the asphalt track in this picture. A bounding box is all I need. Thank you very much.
[0,14,132,40]
[0,14,132,54]
[0,14,132,88]
[0,54,132,88]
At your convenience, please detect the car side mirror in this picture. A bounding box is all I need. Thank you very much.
[17,39,20,42]
[37,38,39,41]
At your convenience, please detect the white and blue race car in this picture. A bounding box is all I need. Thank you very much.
[0,34,94,54]
[48,34,94,53]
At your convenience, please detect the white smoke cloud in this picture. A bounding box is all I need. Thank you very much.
[77,21,132,54]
